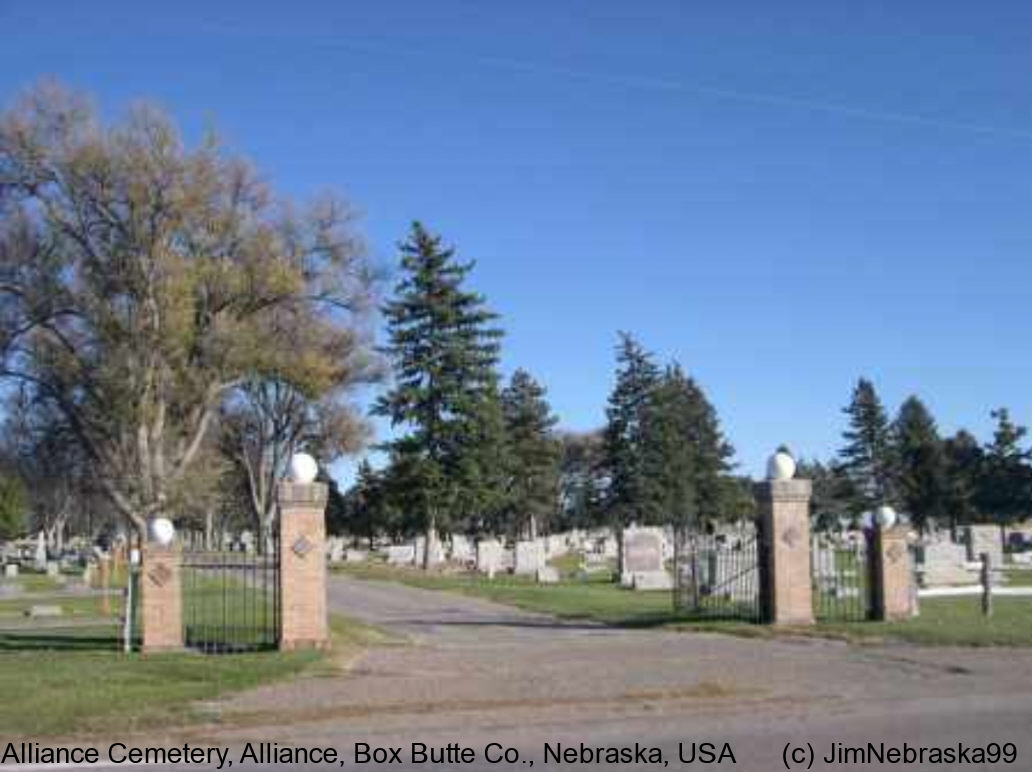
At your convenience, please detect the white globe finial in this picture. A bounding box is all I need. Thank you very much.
[148,517,175,547]
[289,452,319,484]
[875,505,897,528]
[766,448,796,480]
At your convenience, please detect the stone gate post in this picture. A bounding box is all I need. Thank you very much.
[869,523,915,621]
[755,449,813,626]
[278,472,330,650]
[141,541,183,653]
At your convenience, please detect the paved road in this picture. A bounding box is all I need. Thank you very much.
[26,576,1032,771]
[195,576,1032,770]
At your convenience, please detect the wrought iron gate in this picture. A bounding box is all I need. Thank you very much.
[181,535,280,653]
[810,532,870,621]
[673,526,761,622]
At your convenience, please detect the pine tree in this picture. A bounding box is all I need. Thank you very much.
[500,369,561,539]
[942,430,984,536]
[838,378,896,516]
[557,430,606,530]
[641,364,734,527]
[347,460,387,548]
[458,376,510,535]
[893,396,948,533]
[602,333,661,527]
[373,223,504,563]
[976,408,1032,529]
[0,475,27,541]
[796,458,854,531]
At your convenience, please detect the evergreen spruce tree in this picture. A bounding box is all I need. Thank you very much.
[976,408,1032,529]
[347,460,386,548]
[500,369,561,539]
[837,378,896,516]
[459,376,510,535]
[557,430,606,530]
[942,430,984,537]
[640,364,734,527]
[373,223,504,564]
[796,458,853,532]
[893,396,948,533]
[602,333,661,527]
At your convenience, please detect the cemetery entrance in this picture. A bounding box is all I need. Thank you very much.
[673,525,761,622]
[180,535,281,652]
[810,532,870,621]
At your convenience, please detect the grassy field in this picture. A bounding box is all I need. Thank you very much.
[0,592,118,619]
[0,613,378,738]
[335,562,1032,646]
[13,573,65,593]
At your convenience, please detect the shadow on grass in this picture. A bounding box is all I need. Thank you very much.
[0,628,123,652]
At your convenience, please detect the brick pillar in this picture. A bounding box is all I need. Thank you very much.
[870,525,915,621]
[279,481,330,650]
[141,546,183,652]
[755,479,814,626]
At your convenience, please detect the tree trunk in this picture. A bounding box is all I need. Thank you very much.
[423,516,436,570]
[205,509,215,551]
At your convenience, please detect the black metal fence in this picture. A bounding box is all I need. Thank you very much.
[181,541,280,653]
[810,533,870,622]
[673,529,761,622]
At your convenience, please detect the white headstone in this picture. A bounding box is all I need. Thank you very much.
[620,526,670,590]
[536,566,560,584]
[386,544,416,565]
[345,548,368,563]
[34,531,47,570]
[514,540,544,575]
[476,539,502,575]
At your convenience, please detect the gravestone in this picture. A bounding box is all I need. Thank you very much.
[386,544,416,565]
[26,604,62,618]
[450,534,475,563]
[3,563,18,579]
[34,531,47,571]
[631,571,673,590]
[345,549,368,563]
[917,534,975,586]
[326,537,345,563]
[476,539,502,576]
[46,561,61,578]
[513,540,544,575]
[620,526,668,589]
[965,525,1003,567]
[424,531,444,568]
[536,566,560,584]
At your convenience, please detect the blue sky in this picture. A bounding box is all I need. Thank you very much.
[3,1,1031,480]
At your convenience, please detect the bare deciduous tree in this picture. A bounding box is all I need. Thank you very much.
[0,82,377,540]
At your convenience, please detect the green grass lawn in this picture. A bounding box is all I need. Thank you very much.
[813,597,1032,647]
[0,592,119,618]
[336,563,1032,647]
[181,572,278,650]
[14,573,65,593]
[0,613,377,738]
[1002,568,1032,586]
